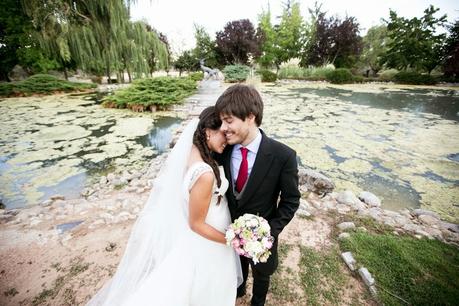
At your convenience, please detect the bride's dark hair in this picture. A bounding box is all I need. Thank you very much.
[193,106,222,188]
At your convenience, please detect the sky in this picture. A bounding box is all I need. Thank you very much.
[130,0,459,56]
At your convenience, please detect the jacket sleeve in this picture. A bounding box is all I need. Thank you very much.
[269,150,301,238]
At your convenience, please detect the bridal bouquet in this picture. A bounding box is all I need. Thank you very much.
[225,214,274,264]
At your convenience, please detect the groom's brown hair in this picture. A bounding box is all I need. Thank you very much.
[215,84,264,126]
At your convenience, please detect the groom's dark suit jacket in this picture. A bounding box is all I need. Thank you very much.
[216,130,300,273]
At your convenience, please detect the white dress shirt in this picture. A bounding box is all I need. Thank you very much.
[231,129,262,188]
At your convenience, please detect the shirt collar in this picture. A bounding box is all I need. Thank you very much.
[234,129,262,154]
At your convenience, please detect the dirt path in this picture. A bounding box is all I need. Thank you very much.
[0,196,375,306]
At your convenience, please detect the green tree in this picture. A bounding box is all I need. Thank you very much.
[361,25,389,76]
[442,20,459,78]
[174,50,198,75]
[275,0,305,67]
[256,1,305,71]
[256,8,276,68]
[139,23,170,79]
[382,5,447,74]
[21,0,77,79]
[0,0,59,80]
[22,0,168,82]
[192,24,218,68]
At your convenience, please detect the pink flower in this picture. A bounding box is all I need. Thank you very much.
[236,247,246,256]
[262,239,273,249]
[231,239,240,248]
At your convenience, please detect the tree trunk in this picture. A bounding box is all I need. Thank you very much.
[63,67,68,80]
[105,57,111,84]
[127,69,132,83]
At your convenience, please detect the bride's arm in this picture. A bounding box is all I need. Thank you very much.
[189,172,227,244]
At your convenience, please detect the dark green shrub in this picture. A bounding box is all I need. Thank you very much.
[102,76,197,112]
[378,69,399,81]
[393,71,436,85]
[256,69,277,82]
[438,74,459,83]
[0,83,14,96]
[362,77,381,83]
[222,65,250,82]
[353,75,364,83]
[0,74,96,97]
[325,68,355,84]
[188,71,204,81]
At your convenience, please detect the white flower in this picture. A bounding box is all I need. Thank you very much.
[260,220,271,232]
[225,229,236,242]
[248,218,259,228]
[245,241,263,255]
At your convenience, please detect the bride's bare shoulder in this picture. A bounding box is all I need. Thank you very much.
[187,145,204,167]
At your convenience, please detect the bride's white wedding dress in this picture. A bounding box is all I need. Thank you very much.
[122,162,240,306]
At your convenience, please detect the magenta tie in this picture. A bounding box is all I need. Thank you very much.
[236,147,249,193]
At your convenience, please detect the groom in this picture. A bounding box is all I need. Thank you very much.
[215,84,300,306]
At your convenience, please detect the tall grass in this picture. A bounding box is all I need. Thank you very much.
[278,65,335,81]
[340,232,459,305]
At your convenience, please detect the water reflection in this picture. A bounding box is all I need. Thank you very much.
[137,116,181,153]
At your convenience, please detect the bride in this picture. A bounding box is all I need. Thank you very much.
[87,106,242,306]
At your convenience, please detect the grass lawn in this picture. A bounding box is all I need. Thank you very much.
[340,231,459,305]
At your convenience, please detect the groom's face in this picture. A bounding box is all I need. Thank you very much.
[219,114,252,145]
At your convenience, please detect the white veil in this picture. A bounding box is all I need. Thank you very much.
[87,118,199,306]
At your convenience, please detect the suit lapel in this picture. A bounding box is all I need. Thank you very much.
[222,145,237,206]
[238,132,273,206]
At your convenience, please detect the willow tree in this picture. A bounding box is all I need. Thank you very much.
[21,0,75,79]
[21,0,168,82]
[144,23,170,77]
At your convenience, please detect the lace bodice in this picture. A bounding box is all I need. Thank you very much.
[185,162,229,198]
[183,162,230,232]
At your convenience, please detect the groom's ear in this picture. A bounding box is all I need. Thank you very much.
[247,113,256,124]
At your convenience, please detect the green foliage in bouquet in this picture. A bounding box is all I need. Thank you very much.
[0,74,96,97]
[102,76,197,112]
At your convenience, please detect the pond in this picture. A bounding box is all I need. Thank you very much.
[260,83,459,223]
[0,93,182,209]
